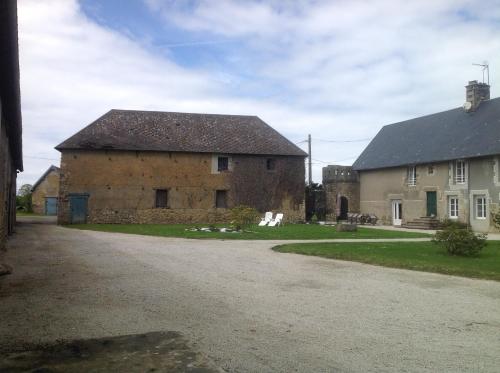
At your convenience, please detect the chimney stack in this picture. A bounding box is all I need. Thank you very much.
[465,80,490,111]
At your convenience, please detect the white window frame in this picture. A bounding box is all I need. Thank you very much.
[475,196,487,219]
[455,160,466,184]
[407,166,416,186]
[448,197,459,219]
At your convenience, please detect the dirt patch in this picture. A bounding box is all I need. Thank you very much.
[0,331,219,372]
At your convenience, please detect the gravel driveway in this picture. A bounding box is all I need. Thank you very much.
[1,221,499,372]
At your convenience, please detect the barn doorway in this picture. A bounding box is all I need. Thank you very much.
[338,196,348,220]
[69,194,88,224]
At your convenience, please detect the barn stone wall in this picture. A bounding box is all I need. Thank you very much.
[322,165,360,221]
[0,109,17,250]
[58,150,305,224]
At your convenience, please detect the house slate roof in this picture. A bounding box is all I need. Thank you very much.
[352,97,500,171]
[31,165,60,192]
[56,109,307,157]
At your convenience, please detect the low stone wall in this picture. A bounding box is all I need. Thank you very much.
[88,208,232,224]
[84,204,304,225]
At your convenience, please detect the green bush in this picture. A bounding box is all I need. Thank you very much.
[432,220,487,256]
[229,205,259,231]
[492,209,500,229]
[16,184,33,213]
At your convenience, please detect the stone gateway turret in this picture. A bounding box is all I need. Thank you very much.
[322,165,360,221]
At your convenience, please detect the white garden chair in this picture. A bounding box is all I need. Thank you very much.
[258,211,273,226]
[268,213,284,227]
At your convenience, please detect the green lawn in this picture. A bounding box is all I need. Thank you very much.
[16,211,43,216]
[66,223,430,240]
[273,241,500,281]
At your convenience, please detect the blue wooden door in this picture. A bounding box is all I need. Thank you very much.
[70,195,88,224]
[45,197,58,215]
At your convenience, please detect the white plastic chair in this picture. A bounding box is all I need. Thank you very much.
[268,213,284,227]
[258,211,273,226]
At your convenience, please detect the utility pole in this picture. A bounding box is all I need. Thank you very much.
[308,134,312,186]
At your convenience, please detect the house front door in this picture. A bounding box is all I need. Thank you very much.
[426,191,437,217]
[392,200,402,226]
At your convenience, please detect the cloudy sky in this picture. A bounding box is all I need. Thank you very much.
[17,0,500,186]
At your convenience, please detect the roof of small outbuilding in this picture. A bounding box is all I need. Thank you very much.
[31,165,60,192]
[352,97,500,171]
[56,109,307,157]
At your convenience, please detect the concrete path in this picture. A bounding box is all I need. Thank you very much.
[367,224,500,240]
[1,222,500,372]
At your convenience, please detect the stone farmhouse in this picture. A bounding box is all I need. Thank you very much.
[31,166,60,215]
[0,0,23,249]
[56,110,307,224]
[324,80,500,232]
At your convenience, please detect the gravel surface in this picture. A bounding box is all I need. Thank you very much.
[1,221,500,372]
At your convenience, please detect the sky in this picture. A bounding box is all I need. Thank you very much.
[17,0,500,187]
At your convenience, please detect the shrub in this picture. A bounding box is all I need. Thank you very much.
[492,208,500,229]
[432,220,487,256]
[229,205,259,231]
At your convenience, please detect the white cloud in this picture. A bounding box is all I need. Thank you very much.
[18,0,500,187]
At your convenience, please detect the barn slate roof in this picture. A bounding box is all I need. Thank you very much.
[56,109,307,157]
[352,97,500,171]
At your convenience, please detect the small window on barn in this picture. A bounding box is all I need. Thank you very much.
[218,157,229,171]
[155,189,168,208]
[215,190,227,208]
[266,158,276,171]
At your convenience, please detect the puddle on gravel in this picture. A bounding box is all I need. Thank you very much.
[0,331,219,372]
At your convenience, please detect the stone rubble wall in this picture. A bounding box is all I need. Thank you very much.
[58,150,305,225]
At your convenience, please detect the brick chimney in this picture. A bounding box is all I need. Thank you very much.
[465,80,490,111]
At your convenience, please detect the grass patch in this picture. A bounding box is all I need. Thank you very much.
[273,241,500,281]
[66,223,430,240]
[16,212,44,216]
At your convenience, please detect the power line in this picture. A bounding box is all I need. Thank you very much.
[312,156,358,164]
[24,155,59,161]
[312,137,372,143]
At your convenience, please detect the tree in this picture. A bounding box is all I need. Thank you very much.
[16,184,33,212]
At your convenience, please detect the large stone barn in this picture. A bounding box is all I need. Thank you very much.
[56,110,307,224]
[1,0,23,249]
